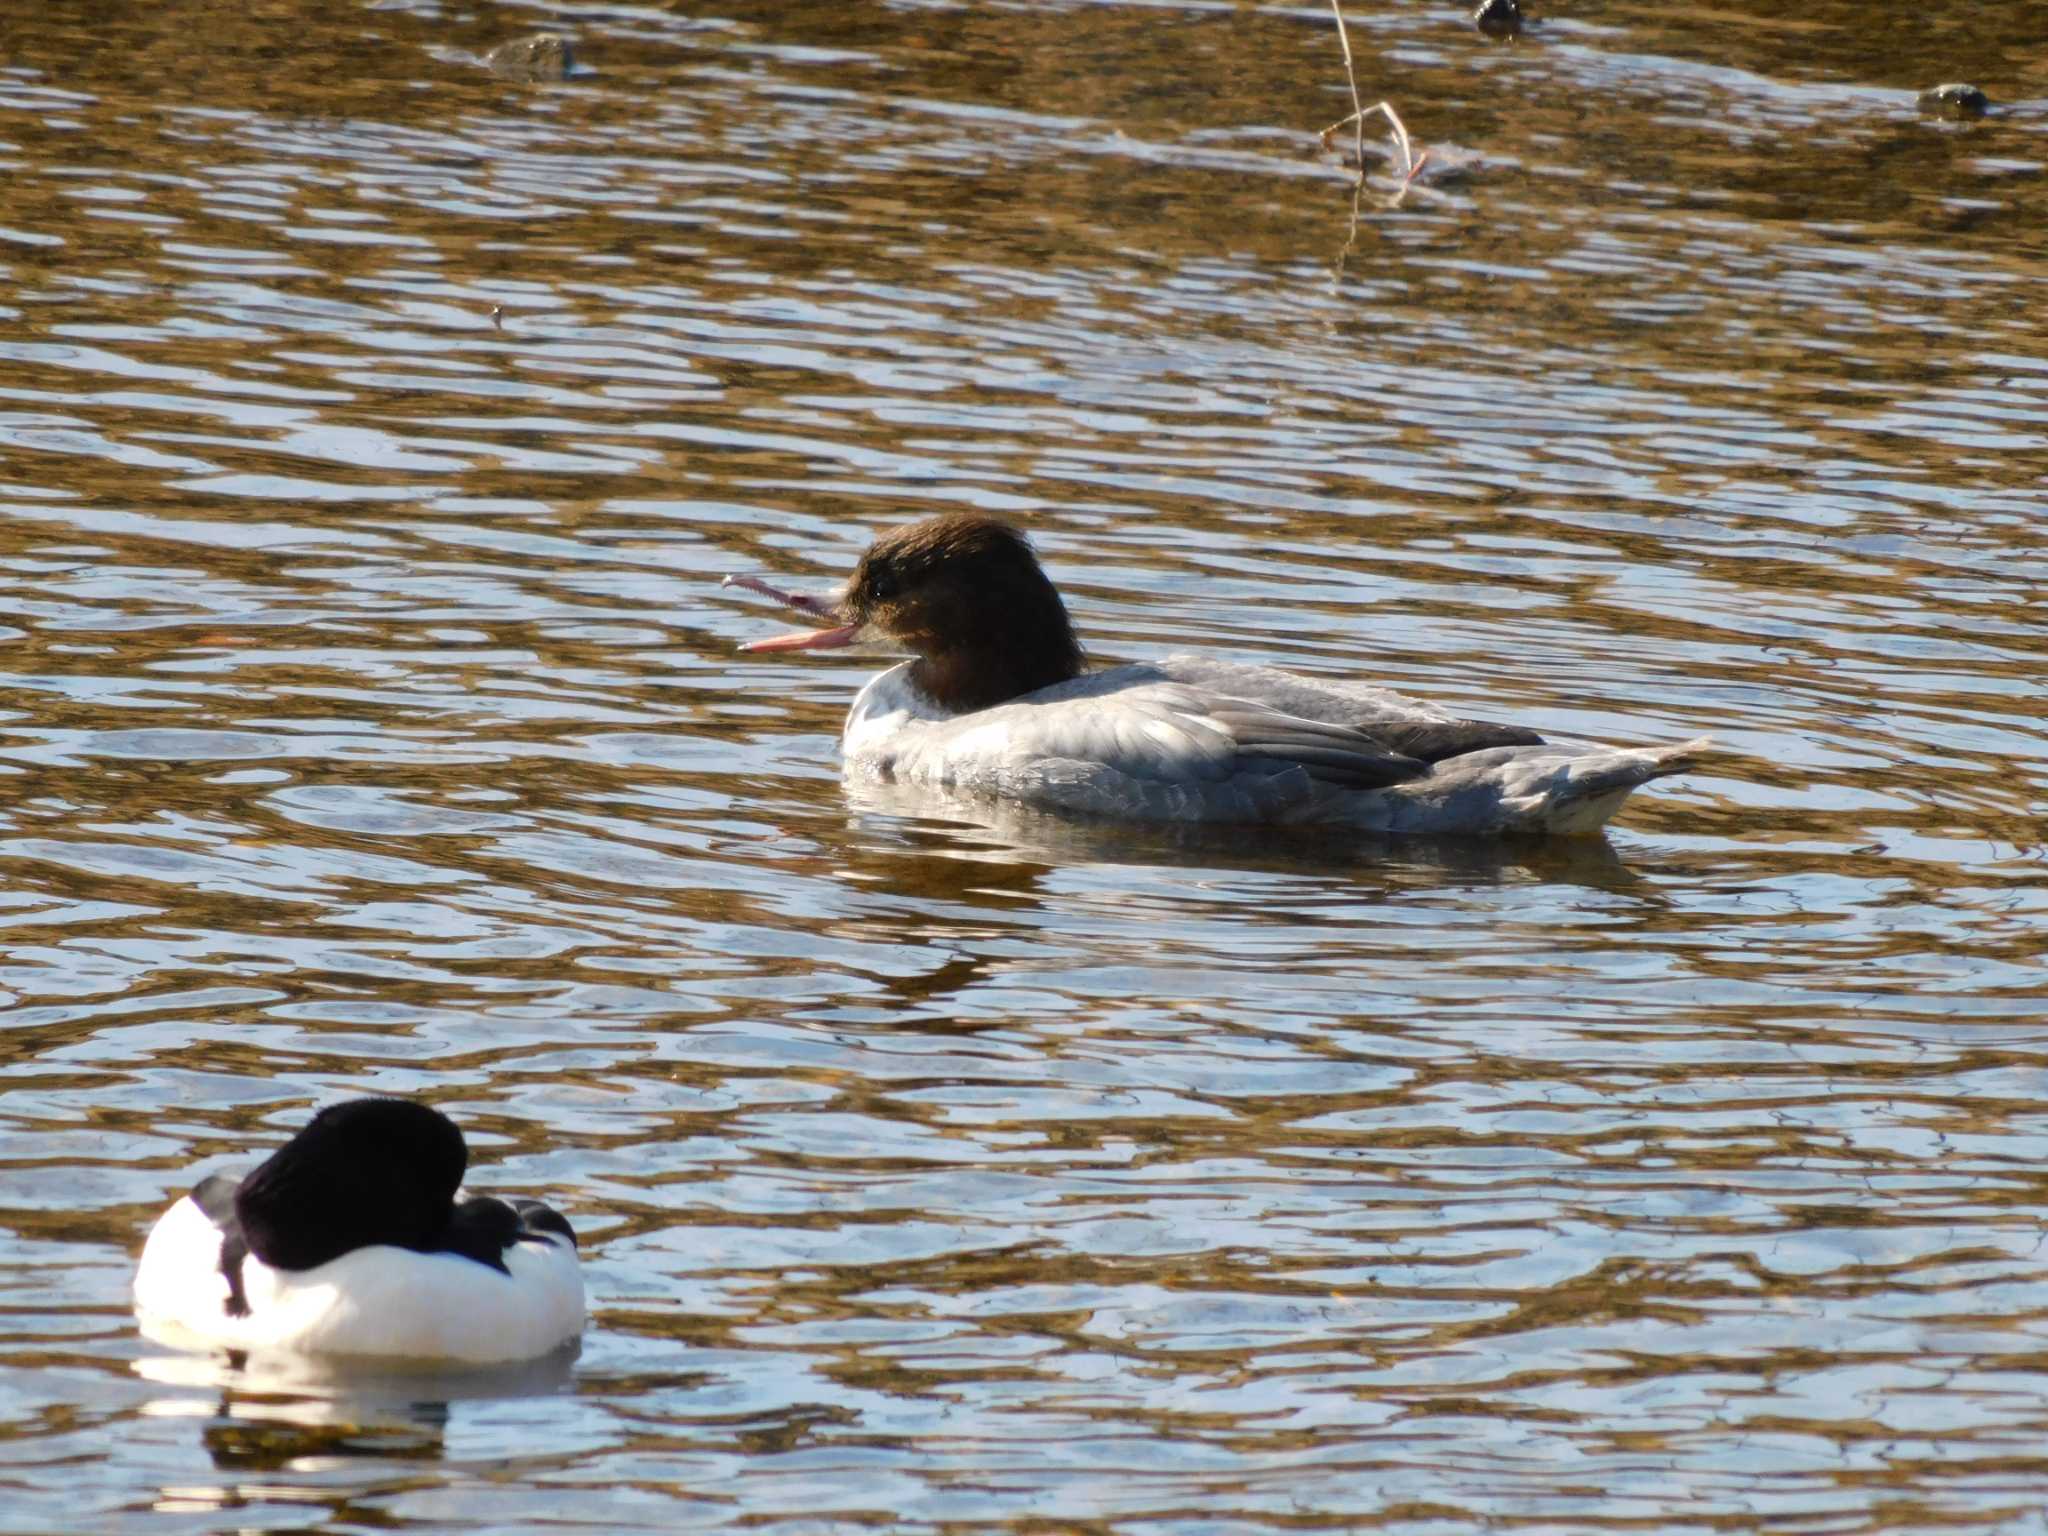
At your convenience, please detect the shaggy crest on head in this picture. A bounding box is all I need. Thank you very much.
[841,515,1085,713]
[731,513,1712,837]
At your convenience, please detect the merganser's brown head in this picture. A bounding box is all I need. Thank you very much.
[737,514,1086,712]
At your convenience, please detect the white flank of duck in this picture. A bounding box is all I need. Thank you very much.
[730,515,1709,837]
[134,1098,584,1364]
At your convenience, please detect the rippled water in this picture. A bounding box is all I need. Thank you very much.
[1,0,2045,1529]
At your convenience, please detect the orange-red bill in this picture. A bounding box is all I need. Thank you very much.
[741,623,861,653]
[725,571,853,653]
[723,572,839,620]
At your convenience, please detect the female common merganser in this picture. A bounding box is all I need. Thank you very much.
[730,514,1708,836]
[134,1098,583,1364]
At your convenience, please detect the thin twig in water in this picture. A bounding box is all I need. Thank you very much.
[1325,0,1367,185]
[1317,1,1430,204]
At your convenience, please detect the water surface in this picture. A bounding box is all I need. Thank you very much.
[1,0,2045,1530]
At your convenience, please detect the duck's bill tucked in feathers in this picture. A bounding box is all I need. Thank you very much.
[134,1098,583,1364]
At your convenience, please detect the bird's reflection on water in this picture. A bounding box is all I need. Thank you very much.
[839,775,1646,891]
[134,1343,579,1473]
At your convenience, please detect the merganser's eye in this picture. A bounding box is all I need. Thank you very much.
[867,570,899,603]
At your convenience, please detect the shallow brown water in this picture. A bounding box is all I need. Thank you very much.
[0,0,2045,1530]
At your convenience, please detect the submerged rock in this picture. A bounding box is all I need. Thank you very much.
[1918,82,1988,119]
[1473,0,1523,38]
[486,34,575,82]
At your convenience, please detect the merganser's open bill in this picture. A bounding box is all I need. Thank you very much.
[730,515,1710,837]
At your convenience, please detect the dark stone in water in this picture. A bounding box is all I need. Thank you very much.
[1473,0,1523,38]
[486,35,575,83]
[1918,83,1988,119]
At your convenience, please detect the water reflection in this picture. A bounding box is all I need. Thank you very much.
[132,1346,577,1519]
[135,1341,578,1411]
[840,773,1649,890]
[0,0,2045,1529]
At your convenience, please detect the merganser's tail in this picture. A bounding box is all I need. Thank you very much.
[1503,736,1712,835]
[1370,737,1712,837]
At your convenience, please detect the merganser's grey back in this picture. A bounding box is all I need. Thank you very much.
[843,660,1705,835]
[738,512,1711,837]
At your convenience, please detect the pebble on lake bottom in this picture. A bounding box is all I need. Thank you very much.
[1918,82,1989,118]
[1474,0,1523,39]
[486,34,576,82]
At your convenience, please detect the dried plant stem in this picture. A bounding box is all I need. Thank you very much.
[1318,2,1430,202]
[1327,0,1368,183]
